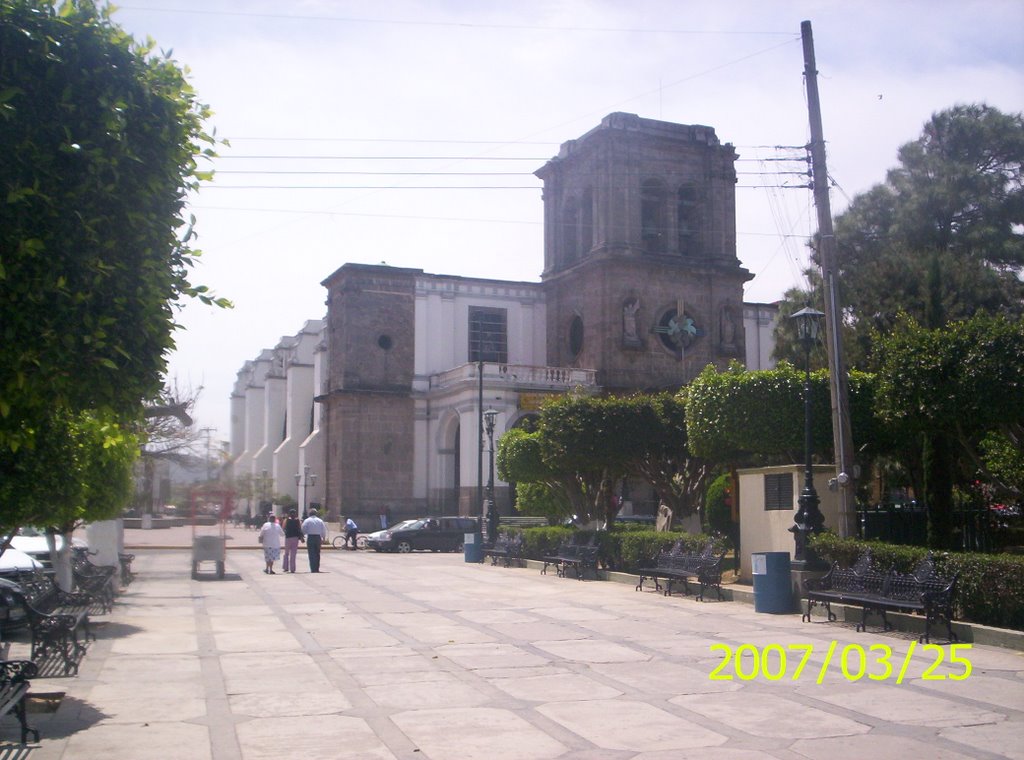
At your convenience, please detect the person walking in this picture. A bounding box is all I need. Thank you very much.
[301,507,328,572]
[281,509,303,573]
[258,514,285,574]
[344,516,359,550]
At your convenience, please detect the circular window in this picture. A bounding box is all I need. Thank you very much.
[377,334,393,351]
[655,308,700,355]
[568,316,584,357]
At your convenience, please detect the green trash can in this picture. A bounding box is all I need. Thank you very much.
[463,532,483,563]
[752,551,793,613]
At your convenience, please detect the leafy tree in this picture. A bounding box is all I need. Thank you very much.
[685,362,895,523]
[873,313,1024,547]
[620,392,710,524]
[537,394,640,526]
[497,426,584,523]
[685,362,833,464]
[980,431,1024,500]
[0,409,137,588]
[704,472,732,535]
[0,0,227,452]
[498,392,713,528]
[774,104,1023,368]
[834,105,1022,345]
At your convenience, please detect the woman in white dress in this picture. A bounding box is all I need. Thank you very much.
[258,514,285,574]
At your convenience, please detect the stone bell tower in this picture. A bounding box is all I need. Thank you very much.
[537,112,752,390]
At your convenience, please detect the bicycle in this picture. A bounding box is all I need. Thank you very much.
[331,533,366,550]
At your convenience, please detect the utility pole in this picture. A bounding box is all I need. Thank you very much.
[477,360,484,534]
[199,426,215,482]
[801,20,857,537]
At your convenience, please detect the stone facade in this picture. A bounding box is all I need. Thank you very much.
[538,112,751,388]
[320,265,418,519]
[230,113,777,526]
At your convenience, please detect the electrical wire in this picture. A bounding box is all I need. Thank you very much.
[119,6,795,37]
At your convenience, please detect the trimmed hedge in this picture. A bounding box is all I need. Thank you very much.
[810,533,1024,632]
[509,527,729,573]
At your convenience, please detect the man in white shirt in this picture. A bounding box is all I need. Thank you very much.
[344,517,359,550]
[301,508,328,572]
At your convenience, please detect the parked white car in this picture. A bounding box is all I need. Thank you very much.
[10,529,87,568]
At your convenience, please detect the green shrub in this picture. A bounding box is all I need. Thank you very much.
[705,473,732,534]
[810,533,1024,631]
[520,527,729,573]
[520,526,575,560]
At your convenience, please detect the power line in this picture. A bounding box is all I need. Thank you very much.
[119,6,795,36]
[201,185,541,190]
[215,155,548,161]
[226,136,559,145]
[215,171,535,176]
[213,169,807,177]
[201,184,804,190]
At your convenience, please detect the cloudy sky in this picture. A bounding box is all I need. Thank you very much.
[110,0,1023,443]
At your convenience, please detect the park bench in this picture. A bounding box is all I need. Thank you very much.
[119,552,136,586]
[2,582,91,675]
[70,550,117,613]
[483,533,523,568]
[15,569,95,624]
[803,553,958,643]
[0,659,40,744]
[635,541,726,601]
[541,533,599,580]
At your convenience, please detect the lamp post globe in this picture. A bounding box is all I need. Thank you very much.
[789,306,826,568]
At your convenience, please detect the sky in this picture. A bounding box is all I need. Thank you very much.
[108,0,1024,446]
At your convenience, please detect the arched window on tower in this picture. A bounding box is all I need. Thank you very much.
[641,179,666,253]
[562,197,579,267]
[580,187,594,256]
[677,184,700,256]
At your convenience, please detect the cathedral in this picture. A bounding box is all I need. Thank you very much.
[230,113,778,522]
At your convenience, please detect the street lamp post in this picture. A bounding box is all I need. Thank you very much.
[294,465,317,519]
[257,469,272,516]
[483,408,498,546]
[789,306,826,568]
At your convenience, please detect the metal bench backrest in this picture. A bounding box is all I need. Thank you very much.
[910,555,936,583]
[850,551,873,576]
[881,568,924,603]
[829,566,868,593]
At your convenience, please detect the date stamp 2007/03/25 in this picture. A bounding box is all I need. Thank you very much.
[709,641,972,684]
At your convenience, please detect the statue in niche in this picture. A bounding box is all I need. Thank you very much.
[719,304,738,354]
[622,298,642,347]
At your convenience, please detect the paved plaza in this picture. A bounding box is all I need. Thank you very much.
[2,528,1023,759]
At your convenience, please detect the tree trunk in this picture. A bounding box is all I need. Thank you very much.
[47,529,74,592]
[923,432,955,549]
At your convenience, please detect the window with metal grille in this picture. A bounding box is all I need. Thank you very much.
[764,473,794,510]
[469,307,508,363]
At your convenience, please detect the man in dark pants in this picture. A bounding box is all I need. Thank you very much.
[301,508,328,572]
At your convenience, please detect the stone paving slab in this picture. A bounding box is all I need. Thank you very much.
[1,545,1022,759]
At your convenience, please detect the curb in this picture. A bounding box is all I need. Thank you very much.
[518,559,1024,651]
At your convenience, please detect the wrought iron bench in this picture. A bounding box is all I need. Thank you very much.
[70,550,117,613]
[2,583,91,676]
[0,659,40,744]
[15,569,95,626]
[119,552,136,586]
[541,534,599,580]
[636,540,726,601]
[483,533,523,568]
[803,554,958,643]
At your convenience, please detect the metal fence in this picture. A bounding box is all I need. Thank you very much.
[857,501,1016,553]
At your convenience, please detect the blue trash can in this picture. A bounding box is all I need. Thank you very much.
[752,551,793,613]
[463,532,483,563]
